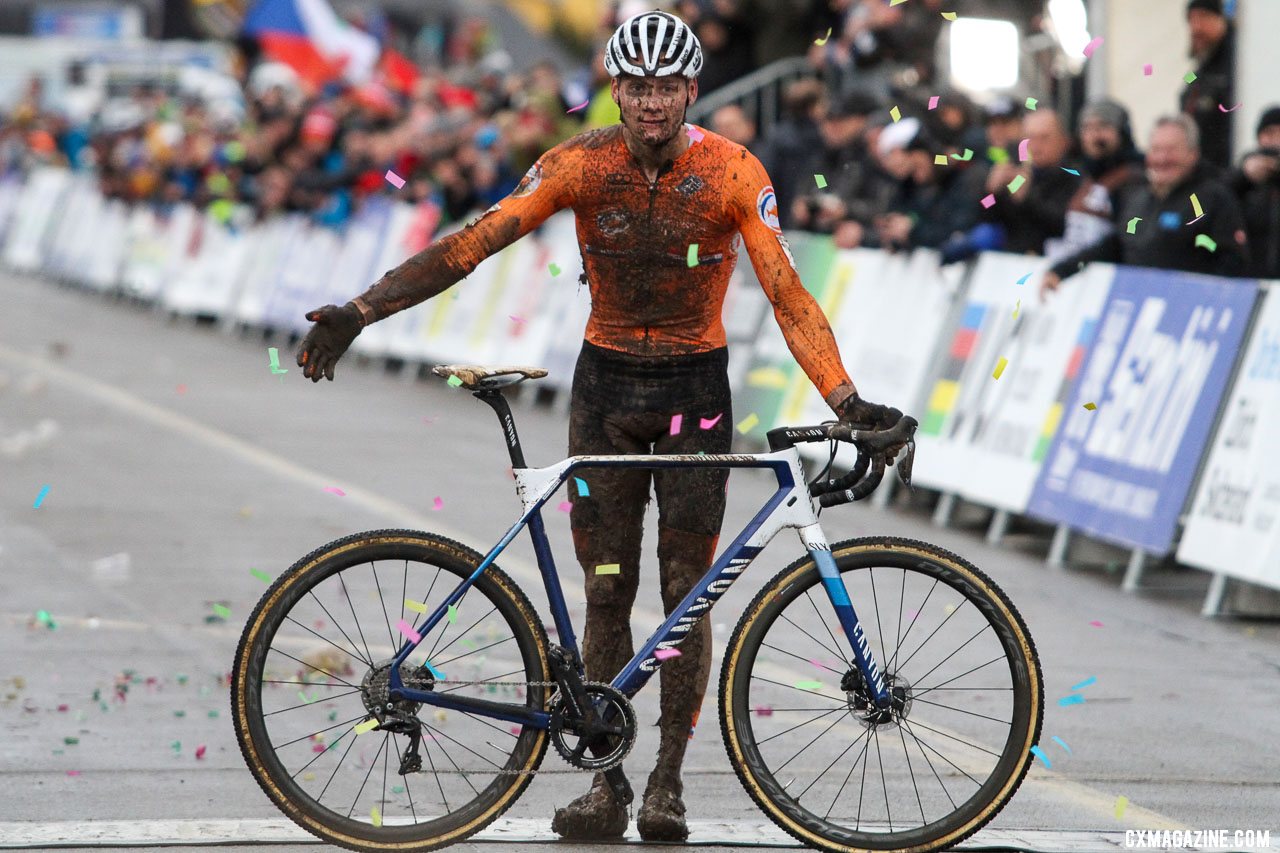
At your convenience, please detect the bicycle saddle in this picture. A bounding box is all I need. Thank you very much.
[431,364,549,390]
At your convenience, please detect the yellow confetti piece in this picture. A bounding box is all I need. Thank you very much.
[1126,217,1141,234]
[1190,193,1204,218]
[889,0,907,4]
[1083,402,1097,411]
[889,105,901,123]
[1195,234,1217,252]
[1007,174,1026,194]
[1114,796,1128,818]
[371,806,383,827]
[594,563,621,575]
[303,772,316,782]
[814,27,831,45]
[992,356,1009,380]
[354,719,379,734]
[746,366,789,389]
[404,599,428,614]
[814,174,827,188]
[941,10,957,20]
[934,154,949,166]
[736,413,760,434]
[1013,299,1020,319]
[687,244,699,267]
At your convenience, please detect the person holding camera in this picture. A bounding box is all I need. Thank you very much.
[1230,106,1280,279]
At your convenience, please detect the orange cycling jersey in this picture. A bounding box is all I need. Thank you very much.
[355,124,852,401]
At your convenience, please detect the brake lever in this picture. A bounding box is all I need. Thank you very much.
[896,438,916,491]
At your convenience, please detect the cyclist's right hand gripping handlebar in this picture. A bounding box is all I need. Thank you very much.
[813,415,918,507]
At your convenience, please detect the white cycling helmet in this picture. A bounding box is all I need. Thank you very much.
[604,10,703,79]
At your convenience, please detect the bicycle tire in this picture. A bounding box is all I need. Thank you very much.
[232,529,551,852]
[720,536,1042,852]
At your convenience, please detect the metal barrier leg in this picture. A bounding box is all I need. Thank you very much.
[871,475,895,510]
[1121,549,1146,592]
[1047,524,1070,569]
[1201,573,1230,617]
[932,492,956,528]
[985,509,1010,546]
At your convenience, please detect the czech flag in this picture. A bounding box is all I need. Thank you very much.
[243,0,379,89]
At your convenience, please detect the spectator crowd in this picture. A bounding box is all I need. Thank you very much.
[0,0,1274,289]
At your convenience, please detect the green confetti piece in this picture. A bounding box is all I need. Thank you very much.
[1126,217,1142,234]
[1183,71,1197,84]
[173,709,186,718]
[1007,174,1026,194]
[210,604,230,620]
[1195,234,1217,252]
[736,412,760,434]
[794,680,823,690]
[207,709,219,718]
[328,710,337,722]
[594,563,621,575]
[446,604,458,623]
[446,375,463,387]
[889,105,902,123]
[175,674,188,686]
[64,736,79,745]
[951,148,974,162]
[1025,97,1038,110]
[250,568,272,584]
[987,146,1009,164]
[171,740,182,752]
[548,262,561,277]
[686,244,699,267]
[814,174,827,188]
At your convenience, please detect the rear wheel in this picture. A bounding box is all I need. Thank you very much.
[720,537,1042,852]
[232,529,550,851]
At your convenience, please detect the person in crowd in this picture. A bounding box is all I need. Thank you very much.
[1180,0,1235,171]
[677,0,755,96]
[1041,114,1248,299]
[1229,106,1280,280]
[755,77,826,229]
[788,89,879,237]
[708,103,756,148]
[982,108,1080,255]
[982,96,1023,167]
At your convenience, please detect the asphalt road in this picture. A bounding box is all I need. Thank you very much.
[1,269,1278,852]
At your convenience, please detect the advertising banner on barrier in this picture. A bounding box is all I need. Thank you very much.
[1177,284,1280,590]
[1026,267,1258,553]
[911,254,1113,511]
[2,167,70,272]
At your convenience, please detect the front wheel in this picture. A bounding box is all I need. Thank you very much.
[720,537,1042,852]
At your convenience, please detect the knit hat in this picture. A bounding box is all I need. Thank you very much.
[1257,106,1280,136]
[1186,0,1224,16]
[1081,99,1131,136]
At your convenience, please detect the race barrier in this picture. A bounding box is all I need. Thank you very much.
[3,166,1277,613]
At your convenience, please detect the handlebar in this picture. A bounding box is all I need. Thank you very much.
[766,415,918,507]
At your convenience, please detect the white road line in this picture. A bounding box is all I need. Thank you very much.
[0,818,1201,850]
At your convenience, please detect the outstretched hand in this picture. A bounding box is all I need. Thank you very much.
[297,303,362,382]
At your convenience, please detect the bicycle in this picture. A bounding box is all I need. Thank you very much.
[232,364,1043,852]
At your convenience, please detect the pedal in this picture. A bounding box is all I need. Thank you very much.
[603,765,633,805]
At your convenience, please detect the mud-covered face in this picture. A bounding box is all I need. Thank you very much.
[612,75,696,148]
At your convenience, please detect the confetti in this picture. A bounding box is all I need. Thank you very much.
[889,106,902,123]
[250,568,272,584]
[1013,299,1021,319]
[1007,174,1026,194]
[1115,796,1129,818]
[384,170,405,189]
[324,486,346,496]
[685,125,705,143]
[1089,620,1104,627]
[1058,694,1086,707]
[371,806,383,827]
[753,705,774,716]
[548,262,561,277]
[404,598,428,613]
[736,413,760,434]
[64,736,79,745]
[951,148,974,161]
[1188,214,1205,226]
[700,413,723,429]
[575,477,590,496]
[934,154,949,166]
[1082,36,1104,58]
[746,366,789,388]
[687,244,699,267]
[447,604,457,623]
[1017,273,1031,285]
[1030,745,1051,768]
[1126,217,1142,234]
[557,500,572,513]
[195,745,207,759]
[595,563,621,575]
[992,356,1008,380]
[211,603,230,620]
[432,497,444,511]
[1025,97,1038,110]
[928,95,940,110]
[1218,102,1243,113]
[889,0,907,5]
[814,174,827,189]
[814,27,831,45]
[670,414,683,435]
[1143,63,1153,76]
[509,315,525,325]
[1190,193,1204,218]
[176,384,187,394]
[267,347,287,376]
[354,719,379,734]
[1195,234,1217,252]
[422,660,445,680]
[1017,138,1030,162]
[794,680,823,690]
[653,648,682,660]
[1052,736,1072,754]
[33,485,50,509]
[1062,167,1081,176]
[397,619,422,644]
[1084,402,1097,411]
[1070,675,1097,691]
[1183,71,1197,84]
[566,99,589,113]
[980,194,996,209]
[446,375,463,388]
[941,11,957,20]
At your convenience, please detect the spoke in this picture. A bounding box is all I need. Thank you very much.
[436,635,515,669]
[422,729,450,812]
[420,723,482,797]
[316,728,359,802]
[400,561,409,635]
[894,597,965,674]
[762,641,847,677]
[268,648,360,690]
[823,729,873,821]
[903,717,1001,762]
[421,721,505,771]
[339,575,376,668]
[901,720,982,790]
[381,722,390,815]
[762,706,851,713]
[910,624,990,687]
[755,706,846,747]
[284,615,371,668]
[869,567,889,683]
[460,708,522,741]
[911,656,1008,698]
[903,721,957,810]
[795,724,870,801]
[750,676,845,703]
[886,579,939,674]
[802,591,848,662]
[875,727,892,832]
[772,710,849,774]
[264,689,362,717]
[912,696,1011,726]
[410,566,443,635]
[427,602,494,663]
[898,723,927,826]
[372,562,397,653]
[347,732,387,819]
[395,732,419,822]
[274,713,369,749]
[308,589,371,671]
[893,570,907,676]
[856,723,870,830]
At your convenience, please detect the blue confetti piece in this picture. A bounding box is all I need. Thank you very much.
[422,660,446,681]
[1052,735,1072,754]
[1030,745,1051,768]
[1070,675,1097,691]
[1017,273,1031,285]
[575,477,590,497]
[1058,694,1086,707]
[1061,167,1081,176]
[33,484,51,509]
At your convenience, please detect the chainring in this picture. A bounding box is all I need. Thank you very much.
[547,682,637,771]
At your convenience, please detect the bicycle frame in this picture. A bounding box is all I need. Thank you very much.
[387,393,891,726]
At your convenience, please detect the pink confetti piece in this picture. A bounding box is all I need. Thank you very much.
[1089,620,1104,627]
[566,99,589,113]
[510,725,522,735]
[981,194,996,209]
[65,770,82,777]
[1218,102,1243,113]
[509,315,525,324]
[195,745,207,760]
[384,170,405,189]
[654,648,681,660]
[557,500,573,513]
[396,619,421,644]
[176,384,187,395]
[1018,137,1031,162]
[670,414,683,435]
[323,487,346,497]
[753,705,773,716]
[1143,63,1153,76]
[928,95,940,110]
[699,413,723,429]
[432,497,444,511]
[1082,36,1104,58]
[421,416,437,425]
[685,125,705,143]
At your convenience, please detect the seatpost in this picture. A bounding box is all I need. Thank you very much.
[474,390,528,468]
